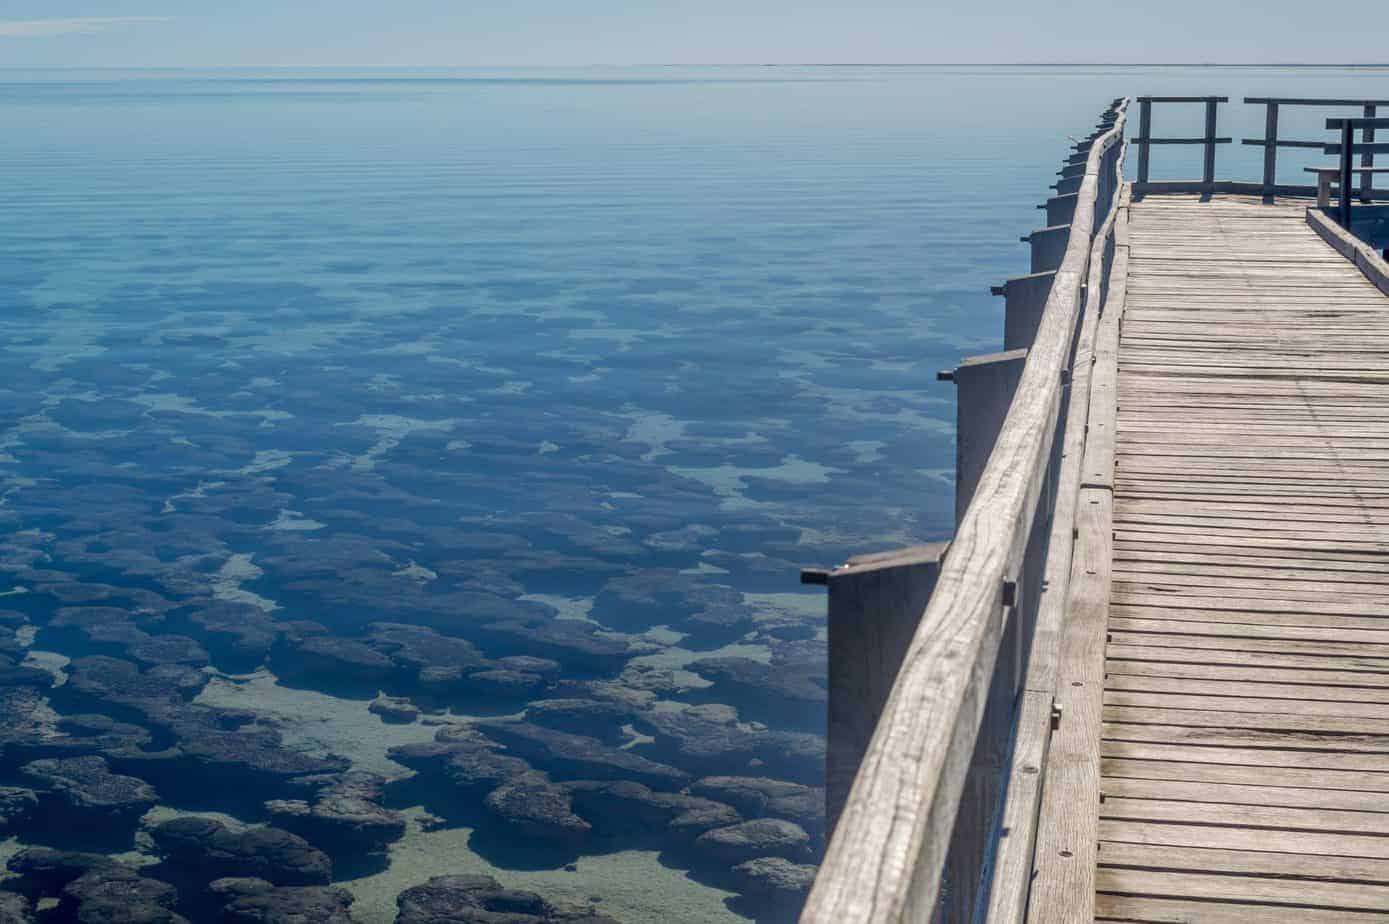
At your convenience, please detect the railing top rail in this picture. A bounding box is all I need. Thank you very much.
[1245,96,1389,106]
[1137,95,1227,103]
[800,97,1129,923]
[1328,117,1389,129]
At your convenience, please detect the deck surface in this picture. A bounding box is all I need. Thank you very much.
[1097,194,1389,920]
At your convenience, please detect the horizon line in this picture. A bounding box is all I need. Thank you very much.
[3,62,1389,70]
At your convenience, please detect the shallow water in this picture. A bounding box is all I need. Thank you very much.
[1,66,1386,922]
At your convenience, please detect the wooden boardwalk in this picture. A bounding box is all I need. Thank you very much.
[1095,194,1389,920]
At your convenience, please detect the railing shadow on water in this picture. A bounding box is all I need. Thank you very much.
[798,98,1129,924]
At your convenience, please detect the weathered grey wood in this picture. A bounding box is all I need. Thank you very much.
[1025,198,1127,924]
[1040,193,1078,228]
[1024,224,1072,274]
[1000,272,1056,350]
[1024,188,1389,921]
[953,349,1027,529]
[801,98,1128,924]
[983,145,1128,924]
[1306,205,1389,297]
[825,543,950,835]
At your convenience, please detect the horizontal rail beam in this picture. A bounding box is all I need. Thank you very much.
[1327,117,1389,129]
[1325,142,1389,155]
[1246,96,1389,106]
[1136,95,1227,103]
[1130,136,1231,145]
[1241,138,1328,149]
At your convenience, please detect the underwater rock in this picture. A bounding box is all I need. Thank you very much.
[265,771,407,857]
[472,619,629,676]
[0,787,38,834]
[272,636,394,692]
[689,776,826,843]
[209,877,356,924]
[388,726,530,797]
[563,780,740,841]
[22,755,158,835]
[688,657,826,723]
[186,602,283,672]
[369,695,420,724]
[632,704,824,783]
[483,771,591,844]
[593,571,752,643]
[475,721,688,791]
[0,892,33,924]
[394,874,619,924]
[730,856,816,901]
[127,634,210,669]
[62,866,185,924]
[523,699,636,744]
[5,847,118,897]
[693,819,813,865]
[365,623,487,678]
[150,817,332,887]
[462,668,546,698]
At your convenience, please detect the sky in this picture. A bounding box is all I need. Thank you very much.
[1,1,1387,68]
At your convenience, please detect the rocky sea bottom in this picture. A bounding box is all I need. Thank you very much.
[0,577,832,922]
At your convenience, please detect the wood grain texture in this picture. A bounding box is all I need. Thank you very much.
[802,100,1129,924]
[1055,191,1389,923]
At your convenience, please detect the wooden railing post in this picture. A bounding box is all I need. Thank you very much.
[1262,101,1280,198]
[1363,103,1378,202]
[813,544,950,835]
[1203,98,1219,188]
[947,349,1028,528]
[1340,121,1355,228]
[1137,98,1152,184]
[996,273,1058,351]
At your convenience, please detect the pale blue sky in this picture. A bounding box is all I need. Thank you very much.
[2,1,1387,67]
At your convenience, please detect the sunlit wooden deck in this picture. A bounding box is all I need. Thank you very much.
[1086,194,1389,920]
[803,97,1389,924]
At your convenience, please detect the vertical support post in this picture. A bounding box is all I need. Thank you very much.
[1362,104,1377,203]
[1203,98,1218,189]
[951,349,1028,529]
[820,543,949,835]
[1340,121,1355,228]
[1137,98,1152,185]
[1262,102,1280,199]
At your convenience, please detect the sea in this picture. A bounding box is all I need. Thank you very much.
[0,65,1385,922]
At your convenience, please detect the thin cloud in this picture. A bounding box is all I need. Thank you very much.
[0,17,170,38]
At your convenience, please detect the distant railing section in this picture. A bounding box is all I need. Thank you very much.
[1326,116,1389,228]
[799,97,1128,924]
[1133,96,1230,188]
[1131,96,1389,207]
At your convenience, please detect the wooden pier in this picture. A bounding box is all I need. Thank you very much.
[802,98,1389,922]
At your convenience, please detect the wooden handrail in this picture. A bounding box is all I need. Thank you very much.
[1132,97,1222,189]
[983,142,1128,924]
[800,98,1128,924]
[1245,98,1381,200]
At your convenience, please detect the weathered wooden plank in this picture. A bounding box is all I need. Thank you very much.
[1096,894,1389,924]
[803,100,1129,924]
[1096,867,1389,912]
[1101,757,1389,792]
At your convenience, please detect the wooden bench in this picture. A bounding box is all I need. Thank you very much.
[1304,165,1389,206]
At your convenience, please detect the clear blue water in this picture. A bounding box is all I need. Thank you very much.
[0,66,1386,921]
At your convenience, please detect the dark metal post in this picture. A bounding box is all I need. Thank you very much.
[1340,121,1355,228]
[1203,98,1218,188]
[1262,102,1279,198]
[1137,98,1152,185]
[1363,104,1377,202]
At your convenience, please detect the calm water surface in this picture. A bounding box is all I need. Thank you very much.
[0,66,1385,922]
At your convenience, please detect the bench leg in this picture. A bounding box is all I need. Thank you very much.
[1318,174,1332,209]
